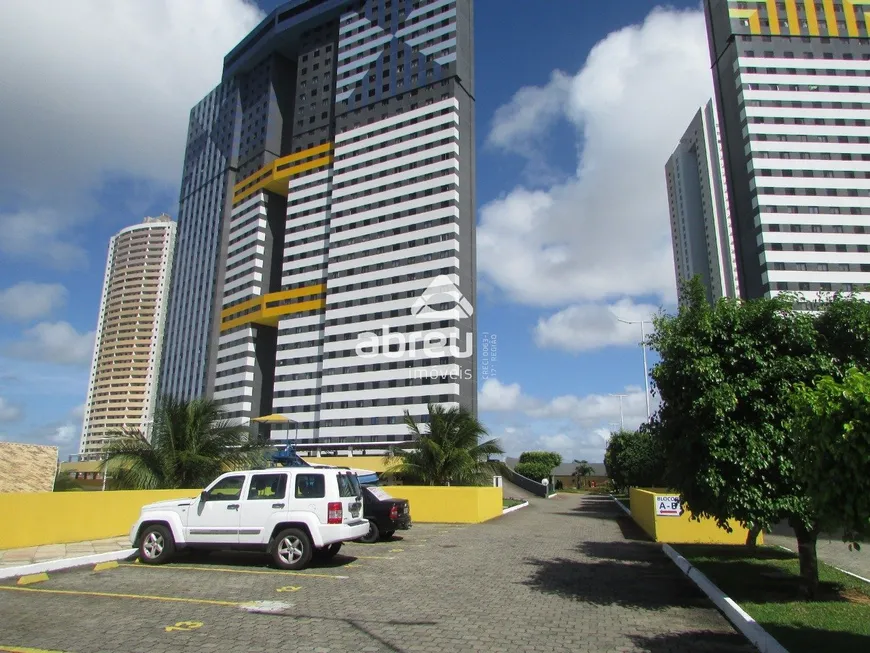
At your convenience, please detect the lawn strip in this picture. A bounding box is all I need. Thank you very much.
[674,543,870,653]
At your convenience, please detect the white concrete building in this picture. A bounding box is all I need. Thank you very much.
[78,215,176,460]
[704,0,870,307]
[666,99,741,303]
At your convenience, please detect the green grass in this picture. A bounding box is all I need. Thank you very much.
[503,498,526,509]
[675,544,870,653]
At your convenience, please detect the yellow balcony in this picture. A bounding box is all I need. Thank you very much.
[232,142,333,205]
[220,285,325,332]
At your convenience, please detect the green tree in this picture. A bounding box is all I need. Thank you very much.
[102,396,263,489]
[792,368,870,545]
[384,403,504,486]
[604,427,665,492]
[646,277,870,598]
[515,451,562,484]
[572,460,595,488]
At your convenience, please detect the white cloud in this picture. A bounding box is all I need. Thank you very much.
[70,403,86,421]
[480,7,712,307]
[534,298,659,352]
[50,424,78,444]
[5,322,95,365]
[0,210,89,270]
[479,381,657,461]
[0,397,22,422]
[479,379,537,412]
[487,70,573,154]
[0,282,68,321]
[0,1,263,263]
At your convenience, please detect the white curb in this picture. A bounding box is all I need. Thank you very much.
[609,495,631,516]
[502,501,529,515]
[0,548,137,580]
[662,543,789,653]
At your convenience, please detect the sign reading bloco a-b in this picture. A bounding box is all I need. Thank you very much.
[655,495,684,517]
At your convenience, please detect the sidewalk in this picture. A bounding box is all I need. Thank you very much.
[766,523,870,581]
[0,536,131,568]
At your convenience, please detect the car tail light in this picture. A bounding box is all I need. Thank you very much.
[328,502,343,524]
[390,504,398,520]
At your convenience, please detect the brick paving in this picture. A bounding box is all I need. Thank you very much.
[0,494,755,652]
[0,537,132,567]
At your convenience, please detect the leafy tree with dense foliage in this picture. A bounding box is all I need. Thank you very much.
[646,276,870,598]
[572,460,595,488]
[603,427,665,492]
[102,396,263,490]
[384,403,504,486]
[792,367,870,545]
[515,451,562,484]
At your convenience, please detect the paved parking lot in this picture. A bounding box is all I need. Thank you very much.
[0,495,755,653]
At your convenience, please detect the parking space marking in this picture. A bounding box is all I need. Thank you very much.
[353,555,395,559]
[0,585,241,607]
[275,586,302,592]
[164,621,203,632]
[0,646,72,653]
[93,561,118,573]
[389,548,404,553]
[16,573,49,586]
[117,562,349,580]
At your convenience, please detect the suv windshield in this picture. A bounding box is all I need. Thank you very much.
[337,472,361,498]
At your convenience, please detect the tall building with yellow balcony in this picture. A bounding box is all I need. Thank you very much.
[78,215,176,460]
[159,0,476,454]
[704,0,870,306]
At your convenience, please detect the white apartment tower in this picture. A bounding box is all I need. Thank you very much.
[704,0,870,306]
[666,99,741,303]
[78,215,176,460]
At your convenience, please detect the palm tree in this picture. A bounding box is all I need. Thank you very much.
[572,460,595,489]
[384,403,504,486]
[101,396,264,489]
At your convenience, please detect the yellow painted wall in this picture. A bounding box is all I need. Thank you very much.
[1,483,504,549]
[303,456,390,473]
[630,487,658,540]
[381,486,503,524]
[629,488,763,545]
[0,489,200,550]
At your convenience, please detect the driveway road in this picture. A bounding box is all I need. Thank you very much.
[0,494,755,652]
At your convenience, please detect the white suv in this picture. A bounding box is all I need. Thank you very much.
[129,467,369,570]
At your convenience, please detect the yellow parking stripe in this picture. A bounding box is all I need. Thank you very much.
[0,585,240,607]
[16,573,49,586]
[118,562,348,580]
[93,561,118,572]
[0,646,72,653]
[353,556,395,560]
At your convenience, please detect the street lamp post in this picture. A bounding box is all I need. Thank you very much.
[609,394,627,431]
[617,317,652,419]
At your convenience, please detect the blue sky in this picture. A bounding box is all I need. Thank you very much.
[0,0,712,462]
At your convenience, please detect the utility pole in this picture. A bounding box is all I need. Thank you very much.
[609,394,627,431]
[616,317,653,419]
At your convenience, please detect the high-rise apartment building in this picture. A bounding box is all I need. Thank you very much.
[704,0,870,307]
[159,0,476,454]
[78,215,176,460]
[666,99,741,303]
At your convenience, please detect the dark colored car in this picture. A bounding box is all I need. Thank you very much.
[357,484,411,543]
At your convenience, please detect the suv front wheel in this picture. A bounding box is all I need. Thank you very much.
[271,527,313,570]
[138,524,175,565]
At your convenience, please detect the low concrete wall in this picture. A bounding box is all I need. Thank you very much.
[629,488,761,545]
[383,486,503,524]
[303,456,390,472]
[0,489,199,550]
[0,484,503,550]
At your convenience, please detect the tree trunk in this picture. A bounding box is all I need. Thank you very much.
[791,520,820,599]
[745,524,762,548]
